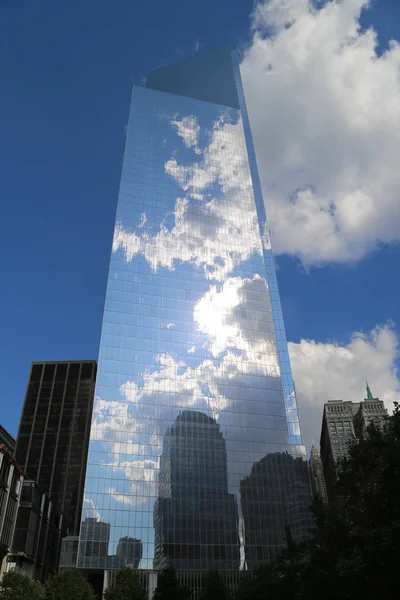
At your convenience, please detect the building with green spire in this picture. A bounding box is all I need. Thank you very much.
[366,381,374,400]
[320,387,388,501]
[353,385,388,438]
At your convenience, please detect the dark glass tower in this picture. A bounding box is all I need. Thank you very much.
[154,411,240,571]
[116,537,143,568]
[240,452,312,568]
[78,47,311,574]
[15,361,96,534]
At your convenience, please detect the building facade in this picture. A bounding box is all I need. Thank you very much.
[79,517,110,567]
[78,47,312,577]
[320,390,388,499]
[0,426,16,455]
[154,410,240,571]
[353,396,388,438]
[0,439,22,572]
[308,445,328,505]
[15,361,96,535]
[116,537,143,569]
[240,451,312,568]
[6,480,66,581]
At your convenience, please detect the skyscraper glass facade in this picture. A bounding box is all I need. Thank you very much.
[78,47,312,572]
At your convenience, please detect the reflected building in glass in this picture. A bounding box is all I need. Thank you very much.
[116,537,143,569]
[154,410,239,571]
[78,46,312,575]
[80,517,110,567]
[240,452,312,569]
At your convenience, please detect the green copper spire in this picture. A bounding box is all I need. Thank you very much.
[366,381,374,400]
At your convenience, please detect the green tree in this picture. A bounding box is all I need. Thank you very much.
[199,571,231,600]
[104,568,146,600]
[0,570,45,600]
[152,568,189,600]
[236,405,400,600]
[235,528,308,600]
[45,569,95,600]
[304,408,400,599]
[283,412,399,600]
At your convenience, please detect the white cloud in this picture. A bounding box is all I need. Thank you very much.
[91,326,400,501]
[171,115,200,149]
[93,275,282,479]
[110,276,282,469]
[289,324,400,450]
[108,488,137,506]
[193,39,202,53]
[120,353,230,419]
[112,224,140,262]
[107,458,159,506]
[241,0,400,266]
[112,115,265,281]
[195,278,242,356]
[89,394,144,469]
[138,213,147,228]
[82,497,101,522]
[194,275,279,370]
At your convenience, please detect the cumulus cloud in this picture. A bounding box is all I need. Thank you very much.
[120,353,231,421]
[107,459,159,506]
[111,276,284,473]
[241,0,400,266]
[90,396,139,448]
[193,39,202,53]
[194,274,278,368]
[107,488,136,506]
[88,324,400,504]
[138,213,147,228]
[82,497,101,522]
[289,324,400,450]
[170,115,200,149]
[91,274,283,505]
[113,115,266,281]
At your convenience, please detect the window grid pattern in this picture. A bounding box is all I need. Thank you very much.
[78,51,312,572]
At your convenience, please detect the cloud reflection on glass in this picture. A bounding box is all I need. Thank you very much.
[78,48,312,572]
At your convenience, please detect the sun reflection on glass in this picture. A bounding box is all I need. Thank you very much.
[194,280,241,355]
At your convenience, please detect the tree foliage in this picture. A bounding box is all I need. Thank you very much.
[104,568,146,600]
[152,568,189,600]
[236,404,400,600]
[0,571,45,600]
[45,569,95,600]
[199,570,231,600]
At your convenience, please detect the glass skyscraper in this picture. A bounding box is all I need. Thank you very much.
[78,46,312,575]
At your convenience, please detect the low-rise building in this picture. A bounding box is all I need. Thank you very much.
[0,441,23,578]
[6,480,66,581]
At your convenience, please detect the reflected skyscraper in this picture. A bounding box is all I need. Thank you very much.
[116,537,143,568]
[240,452,313,569]
[79,517,110,567]
[154,411,240,571]
[78,46,311,579]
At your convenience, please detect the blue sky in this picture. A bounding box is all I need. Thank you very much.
[1,0,400,447]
